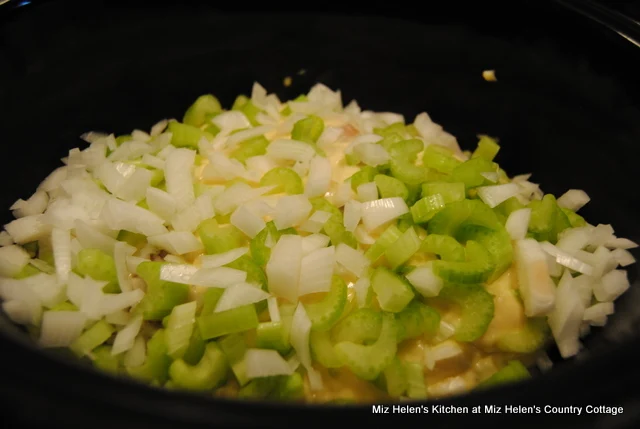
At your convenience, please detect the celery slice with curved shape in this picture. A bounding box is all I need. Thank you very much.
[478,360,530,388]
[305,276,348,331]
[168,342,228,391]
[310,329,343,368]
[260,167,304,195]
[421,234,465,262]
[432,240,495,284]
[332,308,382,345]
[496,317,550,353]
[439,283,495,342]
[183,94,222,127]
[395,300,440,342]
[371,267,415,313]
[388,139,429,186]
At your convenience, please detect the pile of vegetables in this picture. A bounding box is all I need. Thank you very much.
[0,83,636,402]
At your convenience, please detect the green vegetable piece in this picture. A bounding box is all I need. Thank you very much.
[349,166,378,192]
[395,301,440,342]
[371,267,415,313]
[200,287,225,317]
[374,122,406,138]
[239,377,279,399]
[291,115,324,144]
[427,199,503,236]
[198,305,259,340]
[422,144,461,174]
[198,219,246,255]
[472,136,500,161]
[404,361,428,399]
[183,94,222,127]
[231,95,249,110]
[527,194,559,242]
[150,169,165,187]
[382,357,408,397]
[256,321,291,354]
[70,320,114,357]
[384,226,422,270]
[269,372,305,400]
[365,224,403,262]
[23,241,38,258]
[230,135,270,164]
[421,234,466,261]
[117,230,147,248]
[241,100,262,126]
[167,121,213,149]
[14,264,41,279]
[76,248,119,293]
[334,313,398,380]
[332,308,382,345]
[92,345,122,374]
[450,157,495,189]
[50,301,78,312]
[410,194,446,224]
[310,329,343,368]
[421,182,466,204]
[126,329,173,384]
[218,333,250,386]
[226,255,268,304]
[322,219,358,249]
[457,225,513,282]
[374,174,409,200]
[479,360,531,388]
[165,301,197,360]
[306,276,348,331]
[250,221,297,266]
[115,135,131,146]
[182,325,206,366]
[494,197,525,219]
[260,167,304,195]
[389,139,429,186]
[562,207,587,228]
[496,318,549,353]
[439,283,495,342]
[136,261,190,321]
[432,240,495,284]
[552,206,572,243]
[168,342,228,391]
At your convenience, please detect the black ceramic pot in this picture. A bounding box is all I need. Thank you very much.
[1,1,639,428]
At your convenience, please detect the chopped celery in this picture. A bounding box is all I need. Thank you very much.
[421,182,466,204]
[127,328,172,384]
[527,194,558,242]
[421,234,465,262]
[117,230,147,248]
[334,313,398,380]
[371,267,415,313]
[165,301,197,360]
[381,357,408,397]
[422,145,461,174]
[231,95,249,110]
[198,219,246,255]
[239,377,279,399]
[496,318,549,353]
[92,345,122,374]
[168,342,228,391]
[291,115,324,144]
[136,261,190,321]
[250,221,297,266]
[240,100,262,126]
[230,135,269,164]
[332,308,382,345]
[374,174,409,200]
[395,301,440,342]
[200,287,225,317]
[410,194,446,224]
[494,196,524,218]
[70,320,115,357]
[457,225,513,282]
[51,301,78,312]
[218,333,250,386]
[404,362,427,399]
[388,139,429,185]
[432,240,494,284]
[364,224,402,262]
[374,122,405,137]
[310,330,343,368]
[75,248,119,293]
[150,169,165,187]
[427,199,503,237]
[450,157,495,189]
[137,199,150,210]
[439,283,495,342]
[260,167,304,195]
[183,94,222,127]
[397,214,415,233]
[384,226,422,270]
[167,121,213,149]
[552,206,571,242]
[198,305,259,340]
[14,264,41,279]
[479,360,530,388]
[376,132,404,151]
[269,372,304,400]
[562,207,586,228]
[226,255,268,310]
[256,321,291,354]
[182,325,206,365]
[306,276,348,331]
[472,136,500,161]
[23,241,38,258]
[116,135,131,146]
[322,219,358,249]
[349,166,378,191]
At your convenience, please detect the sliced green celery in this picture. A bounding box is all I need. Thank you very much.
[332,308,382,345]
[527,194,558,242]
[562,207,586,228]
[150,169,165,187]
[260,167,304,195]
[183,94,222,127]
[376,132,404,152]
[76,248,119,293]
[422,145,461,174]
[404,361,427,399]
[494,196,524,219]
[432,240,495,284]
[218,333,250,386]
[225,255,267,311]
[126,329,172,384]
[457,225,513,282]
[168,342,228,391]
[240,100,262,126]
[291,115,324,144]
[198,305,259,340]
[349,166,378,191]
[182,325,206,365]
[136,261,190,321]
[50,301,78,312]
[14,264,41,279]
[334,313,398,380]
[364,224,402,262]
[165,301,197,360]
[306,276,348,331]
[374,122,406,137]
[395,301,440,342]
[388,139,429,186]
[471,136,500,161]
[310,329,343,368]
[384,226,422,270]
[552,206,572,243]
[371,267,415,313]
[427,199,503,237]
[198,219,246,255]
[374,174,409,200]
[230,135,269,164]
[23,241,38,258]
[70,320,114,357]
[421,234,465,262]
[167,121,213,149]
[92,345,122,374]
[421,182,466,204]
[322,219,357,249]
[115,135,131,146]
[239,377,279,399]
[269,372,304,400]
[439,283,495,342]
[117,230,147,248]
[250,221,297,266]
[410,194,446,224]
[200,287,225,317]
[256,321,291,354]
[450,157,495,189]
[231,95,249,111]
[496,317,549,353]
[381,357,408,397]
[479,360,530,388]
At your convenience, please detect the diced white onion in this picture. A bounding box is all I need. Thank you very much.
[4,215,51,244]
[245,348,294,379]
[146,187,177,222]
[480,172,498,183]
[101,198,168,237]
[305,156,332,198]
[353,278,370,308]
[111,315,143,355]
[51,228,71,286]
[290,303,322,390]
[604,237,638,250]
[188,267,247,288]
[126,256,147,274]
[39,311,87,348]
[11,190,49,218]
[267,296,280,322]
[343,200,362,233]
[266,235,302,303]
[147,232,203,255]
[200,248,248,268]
[225,125,274,149]
[214,283,270,313]
[593,270,629,302]
[587,224,615,248]
[212,111,251,132]
[273,195,312,230]
[267,139,317,162]
[335,243,369,278]
[74,220,117,254]
[477,183,519,208]
[0,245,30,277]
[124,334,147,368]
[353,143,389,167]
[548,269,585,358]
[583,302,614,327]
[164,148,196,211]
[299,246,335,296]
[150,119,169,137]
[540,241,594,275]
[361,197,408,231]
[100,289,145,316]
[557,189,590,211]
[514,239,556,317]
[214,183,273,215]
[357,182,379,203]
[231,204,266,238]
[114,241,136,293]
[556,227,592,254]
[105,310,131,326]
[301,234,330,256]
[405,263,443,298]
[429,340,464,363]
[611,248,636,267]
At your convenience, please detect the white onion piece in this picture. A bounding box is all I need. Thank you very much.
[330,181,355,208]
[245,155,277,178]
[353,278,370,308]
[480,172,498,183]
[593,270,629,302]
[20,273,64,309]
[357,182,379,203]
[146,188,177,222]
[124,335,147,368]
[200,248,248,268]
[74,220,117,254]
[65,272,86,308]
[266,235,302,302]
[95,161,134,194]
[201,152,248,182]
[150,119,169,137]
[273,195,312,230]
[225,125,274,149]
[305,156,332,198]
[344,134,382,154]
[505,208,531,241]
[335,243,369,278]
[105,310,131,326]
[171,205,203,233]
[354,225,376,245]
[611,248,636,267]
[147,232,202,255]
[79,276,109,320]
[51,228,71,286]
[405,263,443,298]
[0,231,13,246]
[514,239,556,317]
[212,111,251,132]
[189,267,247,288]
[2,300,34,325]
[245,348,294,379]
[101,198,168,237]
[290,303,322,390]
[540,241,594,275]
[214,283,270,313]
[587,224,615,248]
[149,132,172,153]
[604,237,638,250]
[477,183,519,208]
[231,204,266,238]
[214,183,273,215]
[287,354,301,372]
[115,168,152,203]
[299,210,331,234]
[114,241,136,293]
[126,256,147,275]
[429,340,464,363]
[39,311,87,348]
[11,190,49,218]
[590,246,615,279]
[156,144,175,159]
[556,227,592,254]
[266,139,316,162]
[100,289,145,316]
[141,154,165,170]
[267,296,280,322]
[548,270,585,358]
[353,143,389,167]
[583,302,614,327]
[4,215,51,244]
[343,200,362,233]
[0,245,30,277]
[317,126,344,149]
[111,315,143,355]
[299,246,335,296]
[164,148,196,211]
[301,234,331,256]
[557,189,590,211]
[361,197,408,231]
[0,277,43,323]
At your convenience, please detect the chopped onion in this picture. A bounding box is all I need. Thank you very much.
[245,155,277,178]
[593,270,629,302]
[266,235,302,302]
[273,195,312,230]
[548,268,585,358]
[0,245,31,277]
[95,161,134,194]
[38,166,68,193]
[11,190,49,218]
[124,335,147,368]
[354,225,376,245]
[344,134,382,154]
[231,204,266,238]
[150,119,169,137]
[51,228,71,286]
[330,181,355,208]
[290,303,322,390]
[353,143,389,167]
[604,237,638,250]
[317,127,344,149]
[105,310,131,326]
[556,227,591,254]
[0,278,42,324]
[477,183,519,208]
[583,302,614,327]
[353,278,370,308]
[225,125,274,149]
[357,182,379,203]
[343,200,362,233]
[540,241,594,275]
[267,296,280,322]
[305,156,332,198]
[361,197,408,231]
[116,168,152,203]
[147,232,203,255]
[429,340,464,364]
[587,224,615,249]
[200,248,248,268]
[158,263,199,284]
[146,187,177,222]
[114,241,137,293]
[557,189,590,211]
[611,248,636,267]
[301,234,330,256]
[74,220,117,254]
[266,139,316,162]
[287,354,301,372]
[505,208,531,241]
[299,246,335,296]
[171,205,203,233]
[212,111,251,132]
[245,348,294,379]
[39,311,87,348]
[126,256,148,274]
[214,183,273,215]
[189,267,247,288]
[164,148,196,211]
[4,215,52,244]
[514,239,556,317]
[0,231,13,246]
[335,243,369,278]
[111,315,143,355]
[202,152,249,182]
[480,172,498,183]
[100,289,145,316]
[101,198,168,237]
[405,263,443,298]
[214,283,270,313]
